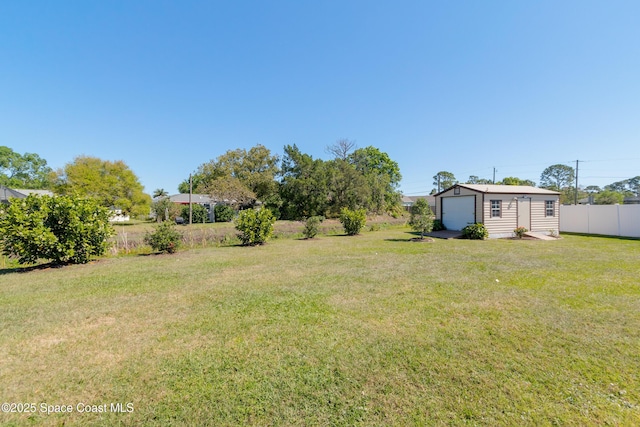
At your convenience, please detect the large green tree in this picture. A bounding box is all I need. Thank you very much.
[348,146,402,214]
[540,164,576,204]
[183,144,280,208]
[433,171,457,192]
[540,164,575,191]
[55,156,151,217]
[279,144,330,219]
[605,176,640,197]
[0,146,53,189]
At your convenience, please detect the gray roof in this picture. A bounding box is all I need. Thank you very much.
[402,195,435,204]
[13,189,54,197]
[1,186,54,202]
[436,184,560,196]
[168,193,215,204]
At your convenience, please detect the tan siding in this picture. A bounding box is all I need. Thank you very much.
[530,196,560,232]
[483,195,518,234]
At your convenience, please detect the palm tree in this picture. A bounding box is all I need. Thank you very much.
[153,188,169,198]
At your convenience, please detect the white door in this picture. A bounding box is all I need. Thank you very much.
[442,196,475,230]
[517,198,531,229]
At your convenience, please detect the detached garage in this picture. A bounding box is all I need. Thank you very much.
[434,184,560,238]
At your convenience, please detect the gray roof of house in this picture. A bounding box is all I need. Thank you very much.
[402,195,436,204]
[168,193,215,204]
[1,186,54,202]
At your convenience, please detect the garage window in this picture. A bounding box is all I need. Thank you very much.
[491,200,501,217]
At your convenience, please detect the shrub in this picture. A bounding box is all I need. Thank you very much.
[0,194,114,265]
[180,204,210,223]
[235,208,276,245]
[214,204,235,222]
[303,216,323,239]
[514,226,528,239]
[432,219,446,231]
[339,208,367,236]
[144,221,182,253]
[461,223,489,240]
[408,198,434,238]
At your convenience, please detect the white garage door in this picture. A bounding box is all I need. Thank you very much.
[442,196,475,230]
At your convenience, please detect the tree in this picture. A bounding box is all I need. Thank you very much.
[279,144,330,219]
[56,156,151,217]
[153,188,169,198]
[0,146,53,189]
[433,171,457,192]
[466,175,492,185]
[605,176,640,197]
[326,159,369,216]
[326,138,357,160]
[0,194,114,265]
[184,145,280,213]
[595,190,624,205]
[348,146,402,213]
[408,198,434,239]
[500,177,536,186]
[539,164,575,191]
[540,164,576,204]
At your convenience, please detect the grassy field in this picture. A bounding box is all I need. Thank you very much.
[1,226,639,426]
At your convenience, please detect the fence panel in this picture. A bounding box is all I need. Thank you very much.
[560,205,640,237]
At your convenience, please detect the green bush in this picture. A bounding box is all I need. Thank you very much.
[214,204,235,222]
[339,208,367,236]
[180,204,209,223]
[432,219,446,231]
[303,216,323,239]
[462,223,489,240]
[0,194,114,265]
[514,226,528,239]
[144,221,182,253]
[235,208,276,245]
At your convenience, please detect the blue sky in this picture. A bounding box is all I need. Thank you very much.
[2,1,638,195]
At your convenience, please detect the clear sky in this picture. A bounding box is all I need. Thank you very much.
[2,1,638,195]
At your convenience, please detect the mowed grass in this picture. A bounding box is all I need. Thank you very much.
[1,228,639,426]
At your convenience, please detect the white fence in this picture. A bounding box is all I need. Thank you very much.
[560,204,640,238]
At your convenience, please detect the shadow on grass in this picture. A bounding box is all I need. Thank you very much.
[0,261,70,275]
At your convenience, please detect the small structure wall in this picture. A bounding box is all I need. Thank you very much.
[436,186,560,238]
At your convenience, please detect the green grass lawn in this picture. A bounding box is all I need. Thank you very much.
[1,227,639,426]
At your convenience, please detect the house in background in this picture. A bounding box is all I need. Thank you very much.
[434,184,560,238]
[0,185,54,204]
[402,195,436,213]
[167,193,216,222]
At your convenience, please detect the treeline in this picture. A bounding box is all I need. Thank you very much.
[179,141,402,220]
[1,146,151,217]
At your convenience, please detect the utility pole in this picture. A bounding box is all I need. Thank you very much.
[493,167,497,184]
[189,174,193,225]
[574,160,580,205]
